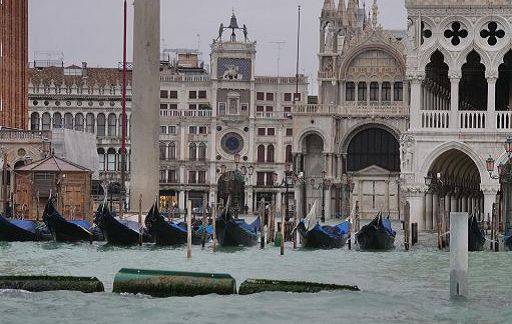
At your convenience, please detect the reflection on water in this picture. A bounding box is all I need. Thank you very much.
[0,221,511,323]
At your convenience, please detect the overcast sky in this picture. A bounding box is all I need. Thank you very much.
[29,0,406,87]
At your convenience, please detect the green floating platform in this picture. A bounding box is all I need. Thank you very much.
[238,279,360,295]
[112,268,237,298]
[0,276,104,293]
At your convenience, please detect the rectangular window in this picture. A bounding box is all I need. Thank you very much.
[267,128,275,136]
[169,91,178,99]
[198,171,206,184]
[284,106,292,112]
[394,82,404,101]
[160,126,167,134]
[199,126,207,134]
[265,106,274,112]
[256,106,264,112]
[189,104,197,110]
[345,82,355,101]
[218,103,226,116]
[294,93,302,102]
[160,90,168,99]
[168,126,177,134]
[189,126,197,134]
[286,128,293,136]
[241,104,248,112]
[370,82,379,102]
[168,170,177,183]
[284,93,292,102]
[169,104,178,110]
[160,103,168,110]
[257,92,265,101]
[266,172,275,186]
[256,172,265,186]
[159,145,167,160]
[160,170,167,183]
[257,128,266,136]
[266,93,274,101]
[189,91,197,99]
[198,90,207,99]
[188,171,196,184]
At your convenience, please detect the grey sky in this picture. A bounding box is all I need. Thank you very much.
[29,0,406,85]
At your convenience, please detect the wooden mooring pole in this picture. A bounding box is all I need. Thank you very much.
[292,199,298,249]
[280,202,285,256]
[259,199,265,249]
[404,201,410,251]
[138,194,143,246]
[187,200,192,259]
[201,197,207,249]
[212,202,217,253]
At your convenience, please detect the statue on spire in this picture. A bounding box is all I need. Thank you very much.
[371,0,379,28]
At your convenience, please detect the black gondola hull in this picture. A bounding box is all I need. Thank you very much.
[43,202,92,243]
[0,217,36,242]
[216,219,258,247]
[468,217,486,252]
[355,217,395,251]
[297,223,347,249]
[97,216,140,245]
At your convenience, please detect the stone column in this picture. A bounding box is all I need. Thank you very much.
[129,0,161,211]
[324,187,331,220]
[178,190,185,211]
[462,196,468,212]
[408,192,425,234]
[425,192,433,231]
[445,194,451,214]
[483,190,497,222]
[384,179,390,213]
[487,77,497,112]
[410,78,423,129]
[432,193,439,231]
[451,195,458,213]
[294,183,303,218]
[450,76,460,129]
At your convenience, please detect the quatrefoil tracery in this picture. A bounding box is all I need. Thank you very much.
[480,22,505,46]
[421,21,432,45]
[444,22,468,46]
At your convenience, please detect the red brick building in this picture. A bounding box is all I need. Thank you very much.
[0,0,29,129]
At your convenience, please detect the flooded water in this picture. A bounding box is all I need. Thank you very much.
[1,222,511,324]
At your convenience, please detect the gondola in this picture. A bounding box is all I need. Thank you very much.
[355,214,395,251]
[94,203,142,245]
[297,220,350,249]
[0,215,38,242]
[42,199,93,243]
[145,203,211,245]
[468,215,486,251]
[216,210,259,247]
[504,231,512,251]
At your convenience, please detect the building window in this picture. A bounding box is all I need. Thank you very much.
[266,172,275,186]
[294,93,302,102]
[394,82,403,101]
[198,171,206,184]
[86,113,95,133]
[169,104,178,110]
[257,145,265,162]
[358,82,367,102]
[160,103,168,110]
[266,93,274,101]
[257,172,265,186]
[198,143,207,161]
[284,93,292,102]
[257,106,264,112]
[257,128,266,136]
[382,82,391,102]
[52,113,62,129]
[160,126,167,134]
[75,113,84,131]
[160,90,168,99]
[108,114,117,137]
[218,103,226,116]
[284,106,292,112]
[98,148,105,171]
[168,170,177,183]
[189,104,197,110]
[189,126,197,134]
[160,170,167,183]
[241,104,248,113]
[169,142,176,160]
[267,144,275,162]
[189,171,197,184]
[30,112,40,130]
[198,126,207,134]
[266,106,273,112]
[159,143,167,160]
[97,114,106,137]
[267,128,275,136]
[257,92,265,100]
[286,128,293,136]
[189,143,197,161]
[169,91,178,99]
[285,145,293,163]
[346,82,355,101]
[107,148,116,171]
[64,113,73,129]
[228,97,239,115]
[370,82,379,102]
[189,91,197,99]
[198,90,207,99]
[168,126,177,134]
[42,113,51,130]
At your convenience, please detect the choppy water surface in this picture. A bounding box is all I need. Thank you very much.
[1,223,511,324]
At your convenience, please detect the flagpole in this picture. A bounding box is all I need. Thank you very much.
[120,0,128,215]
[293,5,301,104]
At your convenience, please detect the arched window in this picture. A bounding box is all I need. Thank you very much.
[107,148,116,171]
[257,145,265,163]
[357,82,367,102]
[169,142,176,160]
[30,112,40,130]
[370,82,379,102]
[75,113,84,131]
[394,82,403,101]
[108,114,117,137]
[86,113,95,133]
[53,113,62,129]
[189,143,197,161]
[64,113,73,129]
[97,148,105,171]
[267,144,275,163]
[345,82,355,101]
[285,145,293,163]
[97,113,106,137]
[159,142,167,160]
[118,115,124,139]
[381,82,391,102]
[198,143,207,161]
[42,113,51,130]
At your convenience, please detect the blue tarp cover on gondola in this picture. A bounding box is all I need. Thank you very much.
[335,221,350,235]
[118,220,140,233]
[381,218,396,236]
[234,218,259,234]
[69,220,92,231]
[10,219,36,234]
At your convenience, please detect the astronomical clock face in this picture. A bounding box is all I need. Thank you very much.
[217,58,251,81]
[221,132,244,155]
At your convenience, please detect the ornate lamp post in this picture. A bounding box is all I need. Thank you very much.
[272,163,305,221]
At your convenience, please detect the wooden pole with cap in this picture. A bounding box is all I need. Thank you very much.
[187,200,192,259]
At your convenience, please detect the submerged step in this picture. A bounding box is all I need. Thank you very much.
[238,279,360,295]
[112,268,237,298]
[0,276,104,293]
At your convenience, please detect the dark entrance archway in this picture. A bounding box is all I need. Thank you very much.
[217,171,245,215]
[347,128,400,172]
